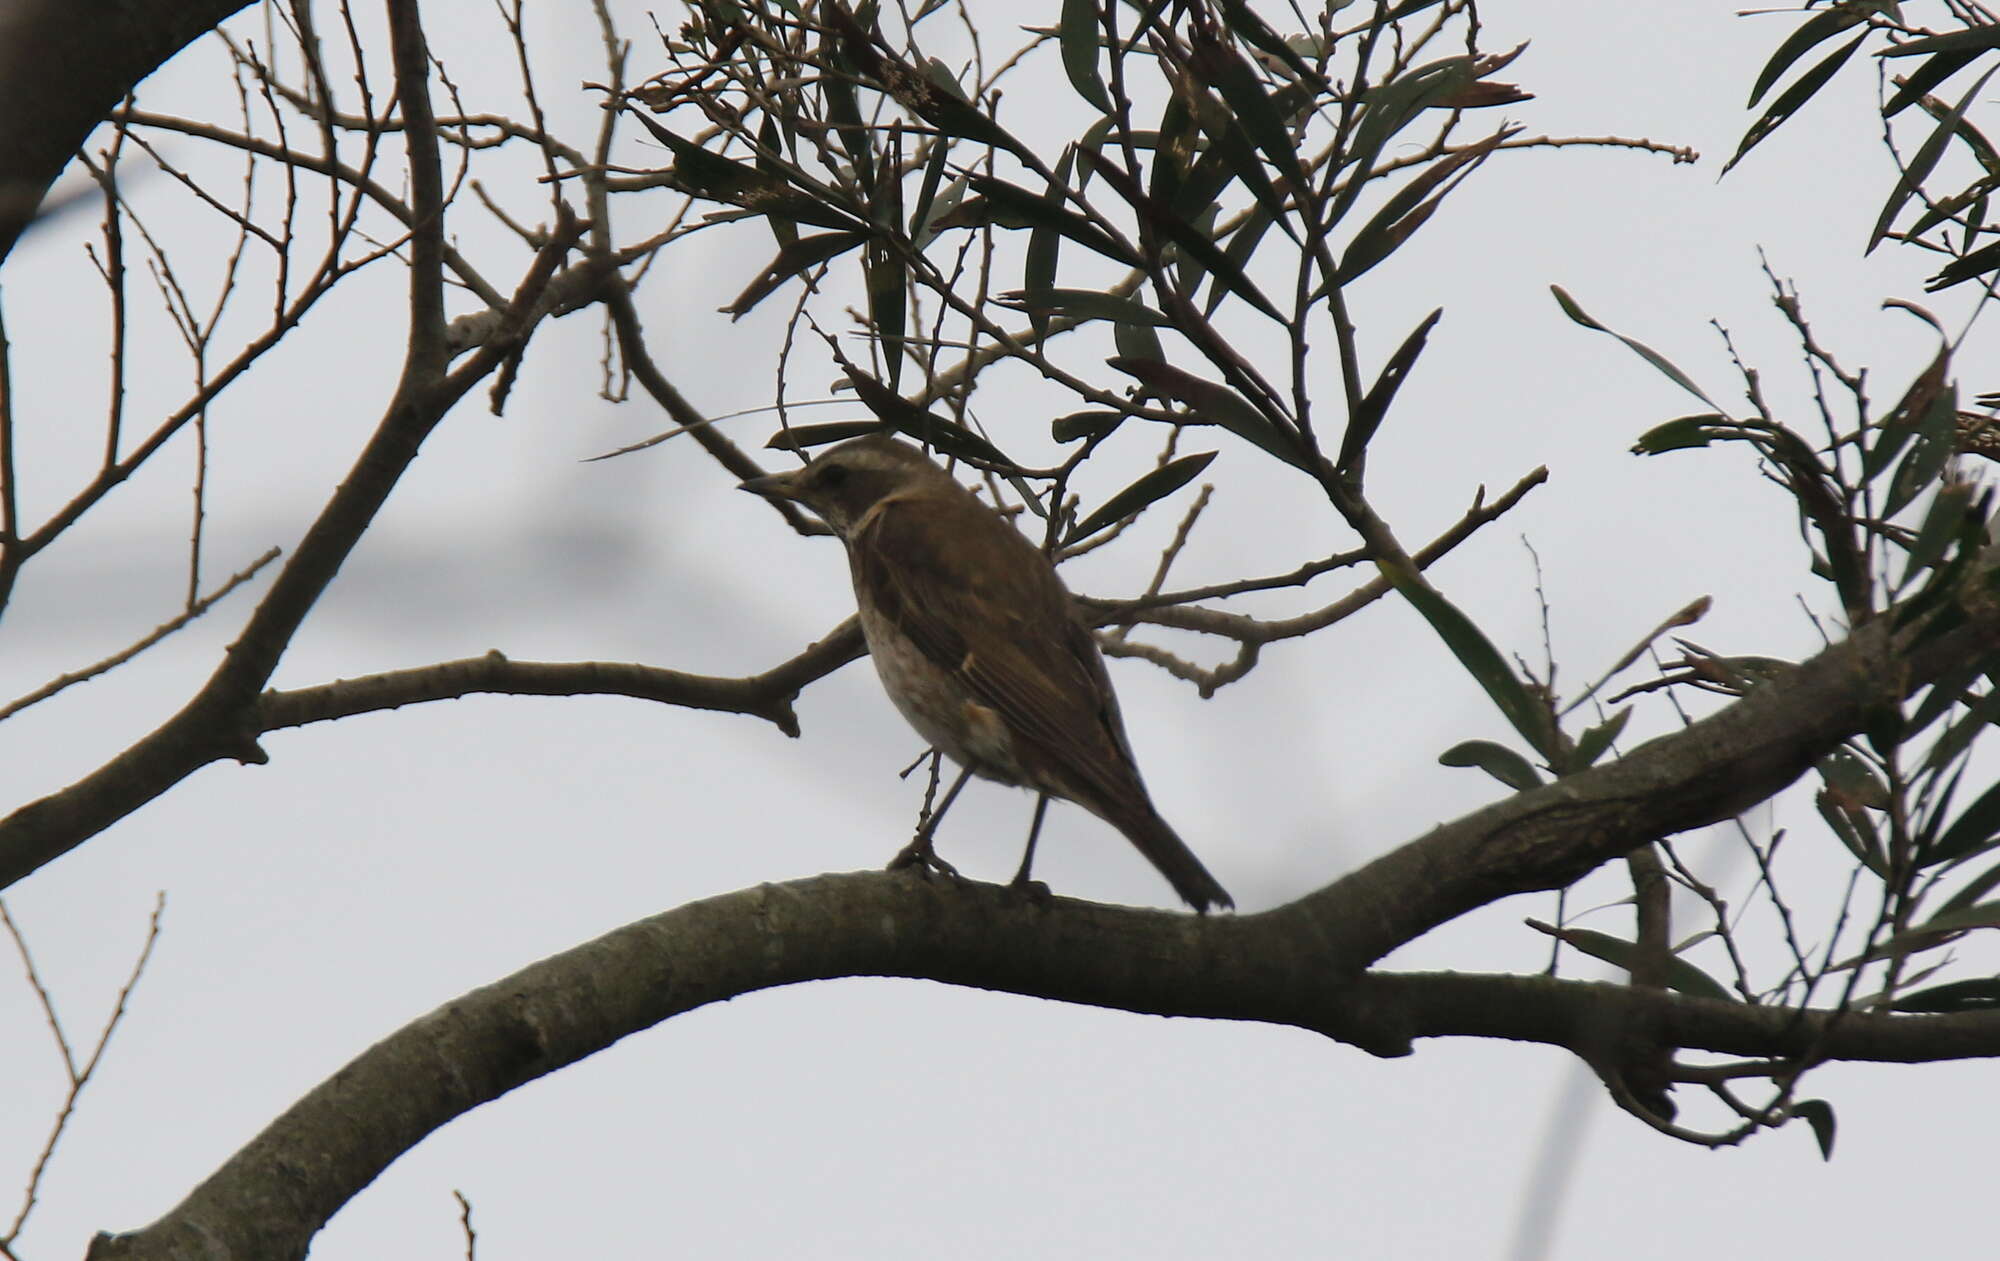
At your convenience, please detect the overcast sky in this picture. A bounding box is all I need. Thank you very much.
[1,2,1992,1258]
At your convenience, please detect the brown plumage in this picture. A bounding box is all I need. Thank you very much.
[742,435,1232,912]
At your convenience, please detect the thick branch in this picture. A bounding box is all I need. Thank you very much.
[84,867,2000,1261]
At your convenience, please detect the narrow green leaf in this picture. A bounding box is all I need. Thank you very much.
[1537,925,1736,1002]
[1880,26,2000,58]
[1898,480,1976,592]
[626,111,866,230]
[724,231,868,319]
[1059,0,1113,112]
[1211,201,1276,317]
[1108,356,1306,468]
[1747,5,1879,108]
[966,173,1140,266]
[1387,565,1556,757]
[1867,66,1999,252]
[1864,348,1949,479]
[1891,977,2000,1012]
[1910,899,2000,936]
[1553,287,1726,410]
[1187,20,1309,195]
[1217,0,1334,91]
[1000,288,1170,326]
[837,360,1016,469]
[1112,317,1166,364]
[1927,236,2000,290]
[1077,147,1286,320]
[1439,740,1543,791]
[1052,410,1123,443]
[1327,57,1473,228]
[908,136,955,246]
[765,420,886,451]
[1817,790,1887,877]
[1792,1100,1837,1161]
[1632,414,1727,454]
[1339,309,1441,469]
[1024,147,1077,340]
[1569,707,1632,772]
[1723,32,1868,176]
[1924,775,2000,868]
[1940,856,2000,917]
[1065,451,1217,544]
[1884,383,1960,518]
[1886,48,1983,117]
[1339,127,1517,286]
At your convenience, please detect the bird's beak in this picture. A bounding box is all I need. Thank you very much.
[739,469,805,502]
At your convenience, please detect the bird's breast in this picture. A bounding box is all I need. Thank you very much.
[855,596,1024,786]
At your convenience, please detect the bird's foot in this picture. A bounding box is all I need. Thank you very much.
[1006,874,1053,905]
[889,835,961,883]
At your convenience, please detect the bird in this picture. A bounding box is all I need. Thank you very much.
[740,434,1232,912]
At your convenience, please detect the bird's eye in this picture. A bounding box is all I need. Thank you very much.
[817,461,849,488]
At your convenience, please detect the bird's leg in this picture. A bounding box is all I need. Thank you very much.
[891,761,972,878]
[1009,794,1052,895]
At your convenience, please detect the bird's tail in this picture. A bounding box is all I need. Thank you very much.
[1107,802,1233,913]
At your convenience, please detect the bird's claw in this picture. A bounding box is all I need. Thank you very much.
[889,836,962,883]
[1007,874,1053,904]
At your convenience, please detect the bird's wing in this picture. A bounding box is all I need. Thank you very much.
[852,495,1129,793]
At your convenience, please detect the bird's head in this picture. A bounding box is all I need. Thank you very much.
[739,434,949,536]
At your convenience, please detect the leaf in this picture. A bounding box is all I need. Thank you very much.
[1632,414,1728,454]
[1880,26,2000,58]
[1927,236,2000,290]
[1867,66,2000,252]
[1553,288,1726,410]
[1864,347,1950,480]
[1338,309,1441,469]
[1529,923,1736,1002]
[1910,898,2000,937]
[1112,316,1166,364]
[1387,567,1556,758]
[764,420,886,451]
[1890,977,2000,1012]
[1326,56,1474,229]
[1075,146,1286,321]
[1186,20,1309,196]
[1065,451,1217,544]
[1885,48,1983,117]
[907,135,956,246]
[1108,356,1306,468]
[965,173,1140,266]
[1217,0,1334,92]
[1000,288,1171,326]
[1024,147,1077,340]
[1792,1099,1837,1161]
[1722,32,1869,176]
[1439,740,1543,791]
[1569,707,1632,772]
[1748,4,1884,108]
[1059,0,1112,112]
[626,111,865,231]
[1925,775,2000,868]
[1883,383,1961,518]
[1938,853,2000,917]
[1338,127,1518,285]
[1817,789,1887,877]
[1898,479,1976,592]
[1052,410,1123,443]
[724,231,868,318]
[836,358,1017,469]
